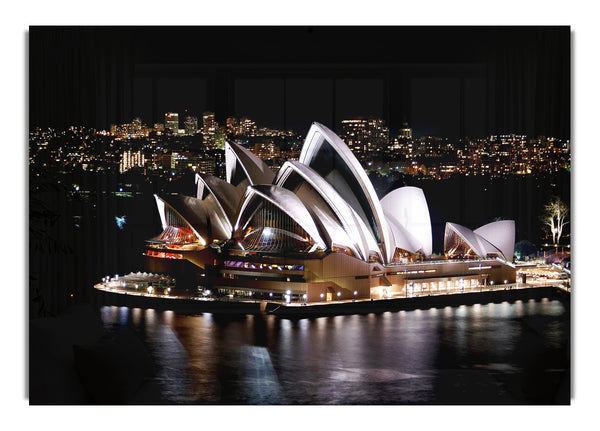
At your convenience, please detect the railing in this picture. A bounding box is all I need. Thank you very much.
[96,277,571,306]
[391,280,570,299]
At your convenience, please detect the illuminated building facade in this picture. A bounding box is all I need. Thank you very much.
[239,117,257,136]
[202,112,217,145]
[341,118,389,156]
[399,122,413,139]
[164,113,179,133]
[144,122,516,302]
[120,150,146,173]
[184,116,198,135]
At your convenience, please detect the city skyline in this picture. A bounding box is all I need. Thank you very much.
[29,113,570,179]
[32,110,572,143]
[29,26,570,139]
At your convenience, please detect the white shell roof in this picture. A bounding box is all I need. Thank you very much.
[154,122,515,265]
[225,141,275,186]
[298,122,393,262]
[384,212,426,256]
[380,186,433,258]
[195,173,243,227]
[445,222,513,260]
[235,184,327,251]
[474,220,515,261]
[275,160,381,262]
[153,194,208,246]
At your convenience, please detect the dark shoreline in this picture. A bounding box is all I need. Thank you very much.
[95,285,569,318]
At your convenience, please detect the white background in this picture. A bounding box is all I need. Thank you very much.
[2,1,596,429]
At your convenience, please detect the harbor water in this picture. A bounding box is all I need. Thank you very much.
[100,298,570,404]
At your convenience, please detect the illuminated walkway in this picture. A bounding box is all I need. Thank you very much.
[95,279,569,307]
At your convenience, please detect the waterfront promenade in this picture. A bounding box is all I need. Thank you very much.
[94,278,570,317]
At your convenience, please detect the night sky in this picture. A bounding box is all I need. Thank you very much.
[29,26,570,138]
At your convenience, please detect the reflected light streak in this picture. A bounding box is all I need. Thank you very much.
[333,315,343,329]
[118,306,129,327]
[131,307,142,328]
[164,309,174,325]
[144,308,157,325]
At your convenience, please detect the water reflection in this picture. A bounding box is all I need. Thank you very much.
[100,299,569,404]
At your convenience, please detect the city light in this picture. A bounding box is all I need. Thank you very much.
[29,113,569,185]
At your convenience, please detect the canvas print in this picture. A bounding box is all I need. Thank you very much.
[29,26,570,404]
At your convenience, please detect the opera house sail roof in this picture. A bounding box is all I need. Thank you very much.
[380,186,433,258]
[148,122,515,268]
[444,220,515,260]
[299,123,395,262]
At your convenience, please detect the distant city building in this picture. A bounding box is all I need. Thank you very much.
[120,150,146,173]
[226,117,239,135]
[132,117,143,134]
[399,122,413,139]
[195,159,215,176]
[161,153,172,170]
[203,112,217,145]
[164,113,179,133]
[239,117,257,136]
[109,118,149,138]
[184,116,198,135]
[251,141,281,160]
[341,118,389,155]
[28,116,570,181]
[165,151,216,175]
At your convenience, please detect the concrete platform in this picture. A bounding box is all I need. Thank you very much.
[95,285,569,317]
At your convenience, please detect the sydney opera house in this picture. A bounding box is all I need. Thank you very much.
[145,122,516,303]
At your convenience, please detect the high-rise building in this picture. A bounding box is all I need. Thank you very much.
[132,117,143,134]
[120,150,146,173]
[203,112,217,145]
[239,117,257,136]
[341,118,389,155]
[164,113,179,133]
[184,116,199,135]
[226,117,239,135]
[399,122,413,139]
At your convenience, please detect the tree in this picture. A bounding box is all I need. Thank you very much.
[541,197,569,247]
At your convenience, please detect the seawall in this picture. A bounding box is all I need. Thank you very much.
[95,285,569,317]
